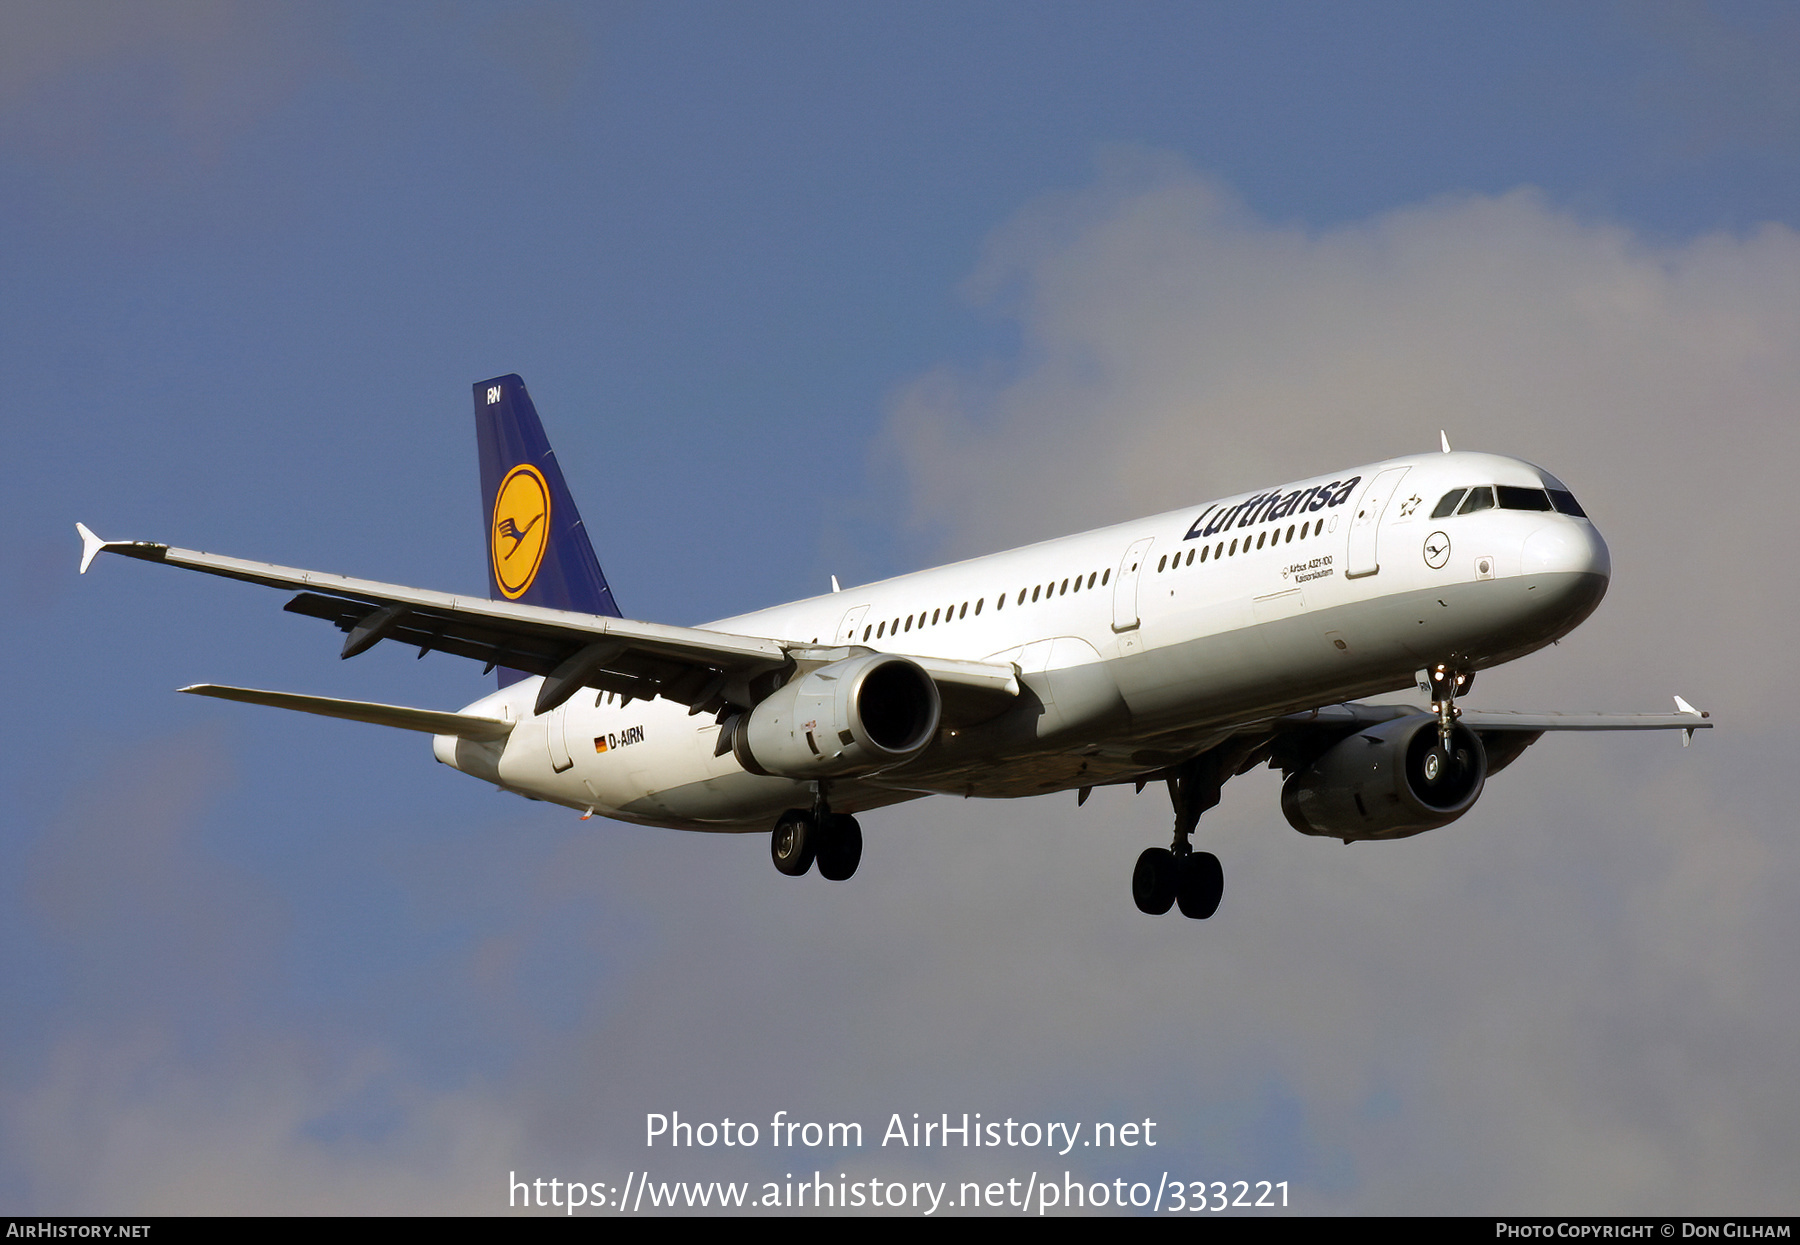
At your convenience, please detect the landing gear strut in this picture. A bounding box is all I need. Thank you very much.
[1425,663,1474,747]
[770,788,862,881]
[1133,752,1228,919]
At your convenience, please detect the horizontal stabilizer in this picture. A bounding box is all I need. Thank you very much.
[180,684,513,741]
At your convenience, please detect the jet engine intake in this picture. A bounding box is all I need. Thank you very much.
[734,653,940,779]
[1281,714,1486,841]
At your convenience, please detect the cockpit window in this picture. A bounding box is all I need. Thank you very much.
[1457,486,1495,515]
[1547,489,1587,518]
[1431,489,1467,519]
[1496,485,1553,511]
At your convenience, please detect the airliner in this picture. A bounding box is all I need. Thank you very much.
[77,375,1709,919]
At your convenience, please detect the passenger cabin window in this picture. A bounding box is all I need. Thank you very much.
[1496,485,1553,511]
[1432,489,1467,519]
[1457,487,1495,515]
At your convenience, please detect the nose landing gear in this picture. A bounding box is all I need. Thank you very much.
[1423,662,1477,784]
[1425,663,1475,746]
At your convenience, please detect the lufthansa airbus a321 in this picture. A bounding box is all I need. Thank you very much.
[77,376,1710,919]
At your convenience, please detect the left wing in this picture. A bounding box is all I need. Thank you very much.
[1459,703,1712,741]
[1266,696,1712,776]
[76,525,1019,724]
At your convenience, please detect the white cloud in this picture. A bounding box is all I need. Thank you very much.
[875,153,1800,1211]
[888,148,1800,720]
[11,155,1797,1215]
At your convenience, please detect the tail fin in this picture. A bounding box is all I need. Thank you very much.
[475,375,620,684]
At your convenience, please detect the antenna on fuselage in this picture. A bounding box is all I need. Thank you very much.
[1440,430,1452,453]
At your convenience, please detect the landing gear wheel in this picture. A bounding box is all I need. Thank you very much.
[1175,851,1224,920]
[1132,848,1177,915]
[815,814,863,881]
[770,809,816,876]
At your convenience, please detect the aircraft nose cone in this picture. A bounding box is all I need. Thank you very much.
[1522,520,1611,582]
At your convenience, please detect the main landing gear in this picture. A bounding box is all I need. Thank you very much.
[770,792,863,881]
[1133,751,1228,919]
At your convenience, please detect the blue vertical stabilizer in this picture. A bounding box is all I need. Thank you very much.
[474,375,621,686]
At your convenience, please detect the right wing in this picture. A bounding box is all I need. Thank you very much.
[77,525,1019,725]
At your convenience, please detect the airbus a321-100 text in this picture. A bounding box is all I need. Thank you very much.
[78,376,1710,919]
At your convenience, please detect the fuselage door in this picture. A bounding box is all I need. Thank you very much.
[1111,537,1156,633]
[835,604,870,646]
[1345,466,1411,579]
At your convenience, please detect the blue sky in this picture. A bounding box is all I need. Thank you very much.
[3,1,1796,1214]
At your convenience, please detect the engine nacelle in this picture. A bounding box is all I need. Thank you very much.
[1281,714,1487,841]
[733,653,940,779]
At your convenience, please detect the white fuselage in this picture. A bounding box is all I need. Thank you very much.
[435,451,1611,831]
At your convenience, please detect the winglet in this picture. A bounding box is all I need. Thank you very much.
[76,523,107,574]
[1674,694,1708,746]
[76,524,170,573]
[1440,430,1452,454]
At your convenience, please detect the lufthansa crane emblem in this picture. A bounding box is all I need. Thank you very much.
[491,463,551,599]
[1422,530,1451,570]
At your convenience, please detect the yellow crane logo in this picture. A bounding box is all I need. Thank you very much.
[491,464,551,599]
